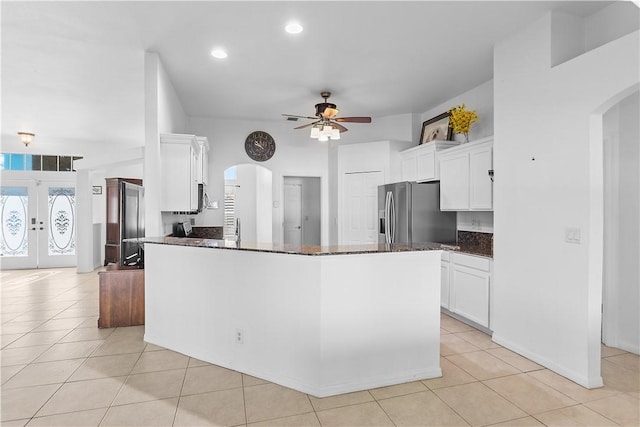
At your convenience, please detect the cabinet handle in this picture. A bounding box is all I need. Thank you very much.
[488,169,494,182]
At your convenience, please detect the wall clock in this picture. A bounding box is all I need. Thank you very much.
[245,131,276,162]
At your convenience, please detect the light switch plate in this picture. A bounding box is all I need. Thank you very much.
[565,227,581,244]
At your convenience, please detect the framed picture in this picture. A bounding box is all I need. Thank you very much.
[92,186,102,195]
[419,112,453,145]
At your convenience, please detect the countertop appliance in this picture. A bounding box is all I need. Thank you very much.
[121,181,145,266]
[173,221,193,237]
[378,181,456,244]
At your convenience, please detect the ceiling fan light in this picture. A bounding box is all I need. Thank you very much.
[331,128,340,139]
[322,125,333,134]
[318,134,329,142]
[310,127,320,138]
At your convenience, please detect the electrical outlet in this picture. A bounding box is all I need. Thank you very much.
[565,227,581,244]
[235,329,244,344]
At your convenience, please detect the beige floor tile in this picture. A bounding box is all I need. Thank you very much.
[92,334,146,356]
[455,330,501,350]
[1,364,25,384]
[486,348,544,372]
[182,364,243,395]
[2,333,25,348]
[1,419,29,426]
[585,393,640,426]
[188,357,212,367]
[378,390,469,426]
[3,358,84,389]
[143,343,165,352]
[484,373,578,414]
[487,416,544,426]
[309,390,374,411]
[315,401,393,427]
[441,334,481,356]
[5,330,69,348]
[0,383,61,421]
[76,317,100,328]
[243,373,270,386]
[36,376,126,417]
[58,327,114,343]
[112,368,186,405]
[130,349,189,374]
[433,382,527,426]
[174,388,246,426]
[11,310,65,323]
[109,325,145,338]
[604,353,639,373]
[52,308,99,319]
[441,315,476,333]
[33,339,103,362]
[535,404,620,426]
[244,383,313,423]
[27,408,107,426]
[601,359,640,393]
[422,357,478,390]
[249,412,320,426]
[69,353,141,381]
[32,317,85,332]
[447,351,519,380]
[0,320,45,335]
[601,344,627,358]
[101,398,178,426]
[369,381,427,400]
[527,370,620,403]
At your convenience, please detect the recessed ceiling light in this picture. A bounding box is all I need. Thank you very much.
[211,48,228,59]
[285,22,303,34]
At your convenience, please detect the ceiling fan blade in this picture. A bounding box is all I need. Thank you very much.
[294,120,321,130]
[334,117,372,123]
[282,114,317,120]
[330,121,349,133]
[321,107,339,119]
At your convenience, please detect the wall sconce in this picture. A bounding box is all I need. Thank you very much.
[17,132,35,147]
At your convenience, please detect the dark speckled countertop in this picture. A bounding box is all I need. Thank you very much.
[132,237,449,256]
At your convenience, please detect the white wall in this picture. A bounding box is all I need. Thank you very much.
[585,1,640,52]
[492,9,639,388]
[144,52,188,237]
[603,91,640,354]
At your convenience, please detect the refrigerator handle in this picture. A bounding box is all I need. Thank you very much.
[389,191,396,244]
[384,191,391,244]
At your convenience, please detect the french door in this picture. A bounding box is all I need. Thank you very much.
[1,178,77,269]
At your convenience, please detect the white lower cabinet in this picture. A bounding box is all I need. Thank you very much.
[442,251,492,329]
[441,252,451,309]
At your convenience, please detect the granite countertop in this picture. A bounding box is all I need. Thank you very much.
[132,237,449,256]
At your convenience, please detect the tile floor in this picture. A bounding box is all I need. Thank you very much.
[1,267,639,426]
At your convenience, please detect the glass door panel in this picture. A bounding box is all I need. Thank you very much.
[38,183,76,268]
[0,181,38,269]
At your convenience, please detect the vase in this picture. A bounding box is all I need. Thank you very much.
[455,133,469,143]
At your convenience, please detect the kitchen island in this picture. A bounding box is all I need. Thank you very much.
[141,237,444,397]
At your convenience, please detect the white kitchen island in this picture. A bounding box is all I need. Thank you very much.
[142,237,443,397]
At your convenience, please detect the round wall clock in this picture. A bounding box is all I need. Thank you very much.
[245,131,276,162]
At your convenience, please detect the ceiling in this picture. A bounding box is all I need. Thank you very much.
[1,1,614,149]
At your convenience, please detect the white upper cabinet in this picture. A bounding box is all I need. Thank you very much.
[439,137,493,211]
[160,133,199,212]
[196,136,209,186]
[399,141,459,183]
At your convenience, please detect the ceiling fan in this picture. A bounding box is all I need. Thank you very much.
[282,91,372,140]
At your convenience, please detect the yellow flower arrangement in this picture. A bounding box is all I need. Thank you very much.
[448,104,478,142]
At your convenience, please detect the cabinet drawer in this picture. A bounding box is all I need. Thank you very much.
[451,252,490,271]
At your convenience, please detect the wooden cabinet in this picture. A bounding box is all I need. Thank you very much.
[160,133,199,212]
[439,137,493,211]
[98,266,144,328]
[104,177,142,266]
[449,252,491,328]
[400,141,459,183]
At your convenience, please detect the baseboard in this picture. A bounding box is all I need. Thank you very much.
[492,333,604,389]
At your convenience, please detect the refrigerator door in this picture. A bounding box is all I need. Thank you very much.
[410,182,457,243]
[378,182,411,244]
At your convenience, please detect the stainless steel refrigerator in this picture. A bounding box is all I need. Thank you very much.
[378,181,456,244]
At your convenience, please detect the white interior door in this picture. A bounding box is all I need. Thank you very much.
[1,179,76,269]
[283,183,302,245]
[343,171,383,245]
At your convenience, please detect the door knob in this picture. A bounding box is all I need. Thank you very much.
[296,226,301,229]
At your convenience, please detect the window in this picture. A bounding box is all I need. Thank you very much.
[0,153,82,171]
[223,185,237,239]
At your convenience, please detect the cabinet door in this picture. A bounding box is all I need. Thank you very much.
[190,147,198,211]
[416,151,436,182]
[450,264,490,327]
[469,147,493,210]
[401,153,417,182]
[441,261,450,309]
[161,143,193,211]
[201,149,209,186]
[439,154,469,210]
